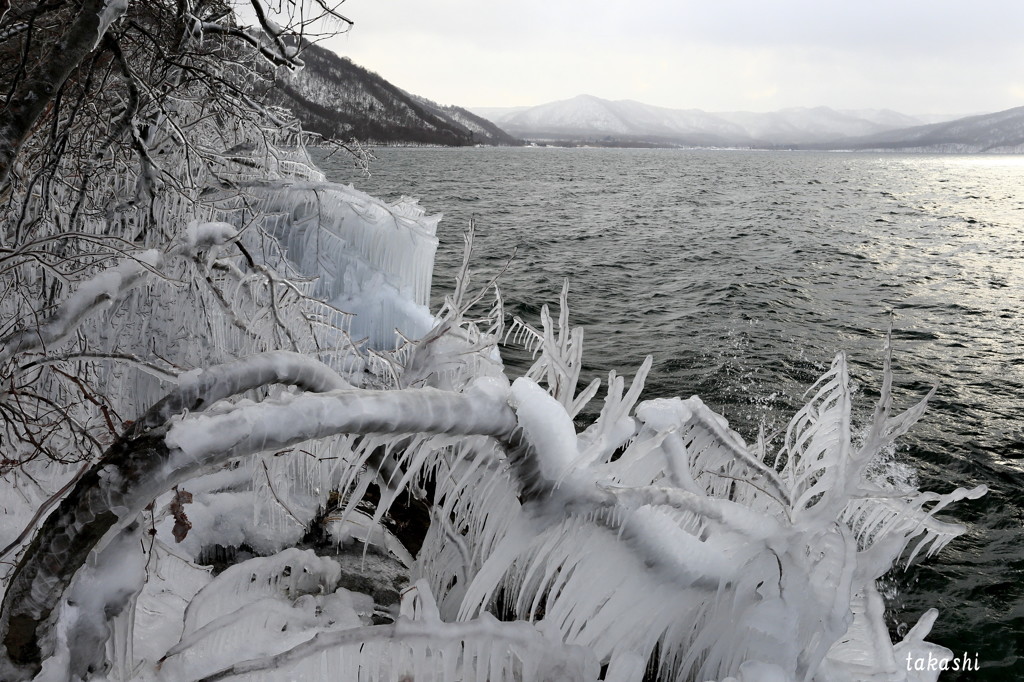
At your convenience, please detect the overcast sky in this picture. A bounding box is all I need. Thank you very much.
[321,0,1024,115]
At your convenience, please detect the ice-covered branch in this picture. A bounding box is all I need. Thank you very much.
[672,396,793,509]
[0,250,161,368]
[163,382,518,469]
[597,483,783,541]
[136,351,350,431]
[196,615,594,682]
[0,361,514,676]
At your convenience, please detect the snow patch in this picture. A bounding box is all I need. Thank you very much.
[185,221,238,249]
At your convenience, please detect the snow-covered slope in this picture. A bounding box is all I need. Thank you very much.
[476,94,751,145]
[270,42,520,146]
[839,108,933,129]
[718,107,899,143]
[821,105,1024,152]
[471,95,950,147]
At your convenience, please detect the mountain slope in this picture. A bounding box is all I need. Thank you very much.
[717,107,904,143]
[472,95,934,147]
[409,94,520,146]
[475,94,937,146]
[815,106,1024,152]
[270,43,520,146]
[478,95,751,145]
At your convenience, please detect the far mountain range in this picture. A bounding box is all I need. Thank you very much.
[472,95,1024,152]
[276,45,1024,153]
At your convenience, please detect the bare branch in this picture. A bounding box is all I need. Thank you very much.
[0,0,129,191]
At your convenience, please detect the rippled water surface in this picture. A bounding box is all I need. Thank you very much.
[317,147,1024,679]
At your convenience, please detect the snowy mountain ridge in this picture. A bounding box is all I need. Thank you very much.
[471,94,968,147]
[270,42,521,146]
[814,105,1024,153]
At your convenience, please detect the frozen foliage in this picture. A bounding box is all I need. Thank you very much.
[25,281,991,682]
[179,577,599,682]
[252,181,440,347]
[440,299,981,682]
[0,5,986,681]
[1,214,986,681]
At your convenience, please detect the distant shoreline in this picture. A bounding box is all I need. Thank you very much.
[343,141,1024,155]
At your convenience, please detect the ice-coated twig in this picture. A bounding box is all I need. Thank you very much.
[195,615,587,682]
[13,351,181,384]
[0,250,162,368]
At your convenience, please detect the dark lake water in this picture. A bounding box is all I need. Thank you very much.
[316,146,1024,679]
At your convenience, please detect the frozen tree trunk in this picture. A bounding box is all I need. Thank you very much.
[0,353,517,678]
[0,0,128,192]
